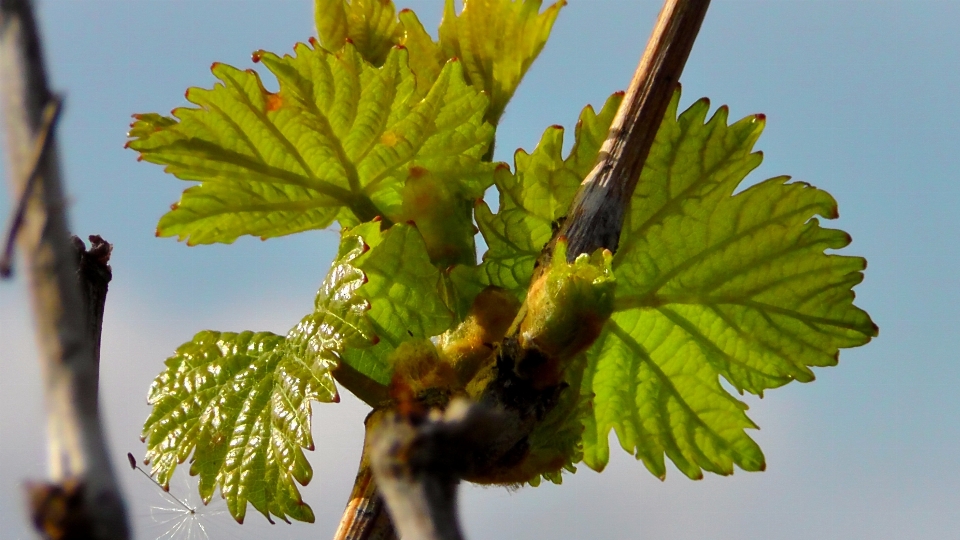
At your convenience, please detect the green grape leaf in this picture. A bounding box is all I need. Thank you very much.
[477,92,623,298]
[286,224,379,367]
[581,90,878,480]
[141,331,339,524]
[340,222,457,385]
[397,9,447,97]
[439,0,565,124]
[127,42,494,245]
[314,0,403,65]
[141,224,402,523]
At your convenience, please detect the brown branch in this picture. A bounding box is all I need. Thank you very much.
[72,235,112,403]
[333,438,397,540]
[367,401,506,540]
[364,1,711,539]
[557,0,711,260]
[0,1,130,539]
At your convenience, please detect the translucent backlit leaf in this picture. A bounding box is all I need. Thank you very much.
[315,0,403,65]
[439,0,565,124]
[141,225,409,523]
[142,331,337,524]
[398,9,447,96]
[127,42,493,245]
[477,93,623,298]
[581,90,878,479]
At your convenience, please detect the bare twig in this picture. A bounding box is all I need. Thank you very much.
[73,234,112,402]
[0,1,130,539]
[365,1,711,539]
[557,0,711,260]
[0,94,59,277]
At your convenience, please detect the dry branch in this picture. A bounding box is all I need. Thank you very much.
[0,1,129,538]
[557,0,711,260]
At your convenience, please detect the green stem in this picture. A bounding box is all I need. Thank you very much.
[332,362,390,407]
[350,194,394,228]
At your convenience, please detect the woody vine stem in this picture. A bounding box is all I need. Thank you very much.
[0,0,129,539]
[362,1,712,540]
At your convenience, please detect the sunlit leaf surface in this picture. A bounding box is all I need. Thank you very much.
[580,92,878,479]
[128,42,493,245]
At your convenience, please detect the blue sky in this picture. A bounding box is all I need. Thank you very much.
[2,1,959,539]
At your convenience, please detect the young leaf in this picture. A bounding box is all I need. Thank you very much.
[141,331,338,524]
[477,92,623,298]
[315,0,403,66]
[474,241,615,486]
[581,91,878,479]
[439,0,566,124]
[127,42,494,244]
[286,223,380,369]
[340,223,457,385]
[398,9,447,96]
[141,225,412,523]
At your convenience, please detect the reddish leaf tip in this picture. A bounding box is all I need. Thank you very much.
[399,8,412,13]
[123,141,131,149]
[210,62,220,70]
[170,202,179,211]
[613,90,626,97]
[332,392,341,403]
[308,36,319,46]
[551,124,564,130]
[344,37,354,44]
[251,51,263,63]
[408,165,428,178]
[755,113,766,122]
[154,229,161,237]
[371,335,381,345]
[136,155,143,162]
[495,162,510,172]
[395,44,407,50]
[372,215,382,222]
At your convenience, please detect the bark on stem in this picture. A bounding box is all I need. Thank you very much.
[368,401,505,540]
[365,1,711,539]
[557,0,711,260]
[0,1,129,539]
